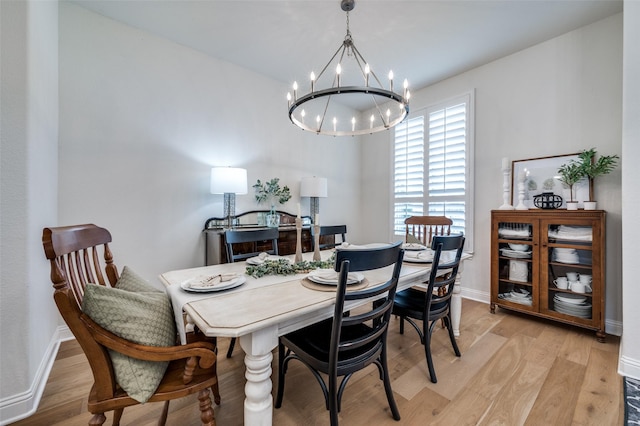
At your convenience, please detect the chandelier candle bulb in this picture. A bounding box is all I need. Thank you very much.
[310,72,316,92]
[365,63,370,85]
[336,63,342,87]
[389,70,394,91]
[293,81,298,101]
[333,117,337,132]
[351,117,356,132]
[403,79,409,97]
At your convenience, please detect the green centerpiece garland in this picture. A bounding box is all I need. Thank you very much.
[245,254,336,278]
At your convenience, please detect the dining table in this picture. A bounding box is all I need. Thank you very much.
[160,246,471,426]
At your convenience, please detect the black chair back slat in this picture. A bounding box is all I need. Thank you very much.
[224,228,279,263]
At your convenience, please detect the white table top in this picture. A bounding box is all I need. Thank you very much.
[160,251,435,340]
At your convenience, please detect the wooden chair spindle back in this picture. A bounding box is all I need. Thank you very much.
[404,215,453,246]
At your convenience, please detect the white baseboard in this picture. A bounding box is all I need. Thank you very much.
[0,326,69,426]
[619,354,640,380]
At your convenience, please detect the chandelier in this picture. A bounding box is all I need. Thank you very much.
[287,0,410,137]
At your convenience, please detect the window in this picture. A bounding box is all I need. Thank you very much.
[392,91,474,250]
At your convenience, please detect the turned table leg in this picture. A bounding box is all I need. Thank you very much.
[240,327,278,425]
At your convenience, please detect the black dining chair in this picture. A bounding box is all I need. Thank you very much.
[224,227,279,263]
[275,242,404,425]
[392,233,465,383]
[310,224,347,250]
[223,227,279,358]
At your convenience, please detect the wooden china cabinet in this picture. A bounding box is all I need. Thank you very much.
[490,209,606,341]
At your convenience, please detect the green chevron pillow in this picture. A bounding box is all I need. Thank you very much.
[82,275,176,403]
[115,265,162,293]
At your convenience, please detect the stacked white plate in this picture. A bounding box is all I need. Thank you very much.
[553,293,591,318]
[500,248,532,259]
[552,248,580,264]
[498,289,532,306]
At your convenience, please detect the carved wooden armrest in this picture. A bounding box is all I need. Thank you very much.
[81,315,217,369]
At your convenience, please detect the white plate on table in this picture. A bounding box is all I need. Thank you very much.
[246,254,290,266]
[181,275,246,293]
[402,243,428,251]
[307,269,364,285]
[403,250,434,263]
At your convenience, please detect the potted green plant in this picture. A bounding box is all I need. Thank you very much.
[557,160,584,210]
[576,148,619,210]
[253,178,292,227]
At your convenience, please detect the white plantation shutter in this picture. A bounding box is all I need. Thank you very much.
[393,116,425,233]
[393,92,474,248]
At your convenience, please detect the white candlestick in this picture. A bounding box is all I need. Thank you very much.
[297,203,301,218]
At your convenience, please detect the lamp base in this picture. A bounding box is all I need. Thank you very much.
[310,197,320,217]
[223,193,236,229]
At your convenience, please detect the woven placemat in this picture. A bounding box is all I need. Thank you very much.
[301,277,370,292]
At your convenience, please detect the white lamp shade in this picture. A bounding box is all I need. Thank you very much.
[210,167,248,194]
[300,176,328,197]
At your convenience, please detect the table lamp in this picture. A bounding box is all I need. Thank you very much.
[300,176,328,218]
[211,167,248,229]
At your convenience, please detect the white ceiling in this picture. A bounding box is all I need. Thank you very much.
[71,0,622,94]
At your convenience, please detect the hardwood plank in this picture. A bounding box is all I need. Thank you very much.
[572,346,624,425]
[525,357,585,426]
[429,388,492,426]
[478,361,548,425]
[466,333,535,400]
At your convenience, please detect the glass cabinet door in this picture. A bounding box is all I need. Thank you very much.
[496,220,537,311]
[541,221,595,323]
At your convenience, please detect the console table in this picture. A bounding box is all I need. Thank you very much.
[203,210,334,265]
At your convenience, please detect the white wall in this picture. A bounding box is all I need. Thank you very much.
[58,3,364,283]
[619,1,640,379]
[0,0,59,423]
[362,14,624,332]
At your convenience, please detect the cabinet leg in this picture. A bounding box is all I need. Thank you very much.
[490,303,496,314]
[596,330,606,343]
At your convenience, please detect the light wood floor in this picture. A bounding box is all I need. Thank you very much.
[12,299,624,426]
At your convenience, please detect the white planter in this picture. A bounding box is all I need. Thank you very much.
[566,202,579,210]
[583,201,597,210]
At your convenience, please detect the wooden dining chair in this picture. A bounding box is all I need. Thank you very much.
[223,227,279,358]
[392,234,465,383]
[42,224,220,426]
[224,227,279,263]
[404,215,452,246]
[310,224,347,250]
[275,242,404,425]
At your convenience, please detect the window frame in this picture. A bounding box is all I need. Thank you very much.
[390,90,475,252]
